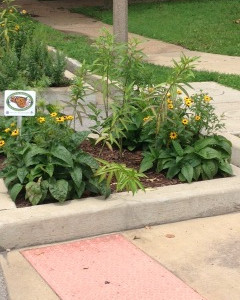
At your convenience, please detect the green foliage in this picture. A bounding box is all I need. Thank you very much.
[0,128,110,205]
[140,135,232,183]
[95,158,145,195]
[0,1,66,90]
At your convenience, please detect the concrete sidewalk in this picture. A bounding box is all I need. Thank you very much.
[14,0,240,75]
[1,212,240,300]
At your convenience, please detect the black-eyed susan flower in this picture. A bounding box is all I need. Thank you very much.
[182,118,189,125]
[0,23,5,27]
[167,92,171,97]
[10,122,15,127]
[38,117,45,124]
[0,140,5,147]
[4,128,11,133]
[56,116,65,123]
[9,9,13,13]
[169,132,177,140]
[21,9,27,14]
[168,104,174,109]
[185,98,192,107]
[66,115,74,120]
[11,129,19,136]
[204,95,211,102]
[167,99,172,104]
[50,112,57,117]
[15,25,20,31]
[195,115,201,121]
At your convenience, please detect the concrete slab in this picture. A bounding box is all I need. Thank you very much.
[123,212,240,300]
[0,252,59,300]
[21,234,205,300]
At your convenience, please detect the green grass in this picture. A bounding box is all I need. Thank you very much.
[70,0,240,56]
[33,21,240,90]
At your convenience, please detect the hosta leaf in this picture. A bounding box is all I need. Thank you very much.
[139,154,154,173]
[197,147,221,160]
[202,160,218,179]
[219,161,233,175]
[4,169,18,187]
[9,183,23,202]
[194,137,217,152]
[77,152,99,169]
[193,165,201,181]
[71,131,90,147]
[25,181,43,205]
[51,145,73,168]
[17,167,28,184]
[172,140,184,156]
[167,165,181,179]
[181,164,194,183]
[75,181,86,198]
[49,179,69,203]
[70,167,83,188]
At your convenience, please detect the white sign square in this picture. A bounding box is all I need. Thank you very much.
[4,90,36,116]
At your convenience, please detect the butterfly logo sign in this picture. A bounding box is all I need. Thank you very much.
[4,90,36,116]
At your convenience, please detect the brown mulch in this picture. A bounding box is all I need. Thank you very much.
[1,142,180,208]
[81,141,180,190]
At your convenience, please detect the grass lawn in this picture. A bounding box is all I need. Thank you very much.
[70,0,240,56]
[34,22,240,90]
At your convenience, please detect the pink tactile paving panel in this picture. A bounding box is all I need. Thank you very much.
[22,234,205,300]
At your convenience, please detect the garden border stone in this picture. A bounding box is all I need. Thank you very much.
[0,164,240,250]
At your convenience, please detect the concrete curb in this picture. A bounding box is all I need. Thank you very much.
[1,166,240,250]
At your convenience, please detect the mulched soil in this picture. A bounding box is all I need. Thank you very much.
[0,141,180,208]
[81,141,180,190]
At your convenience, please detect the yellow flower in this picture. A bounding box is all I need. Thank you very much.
[15,25,20,31]
[9,9,13,13]
[204,95,211,102]
[10,122,15,127]
[195,115,201,121]
[21,10,27,14]
[0,140,5,147]
[4,128,11,133]
[177,89,182,95]
[167,92,171,97]
[67,115,74,120]
[56,117,65,123]
[0,24,5,27]
[11,129,19,136]
[38,117,45,124]
[50,112,57,117]
[167,98,172,104]
[168,104,174,109]
[185,98,192,107]
[143,116,150,122]
[182,118,188,125]
[169,132,178,140]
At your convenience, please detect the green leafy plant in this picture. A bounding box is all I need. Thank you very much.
[140,135,232,182]
[1,130,110,204]
[95,158,145,194]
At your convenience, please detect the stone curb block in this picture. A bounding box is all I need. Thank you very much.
[1,172,240,250]
[221,133,240,167]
